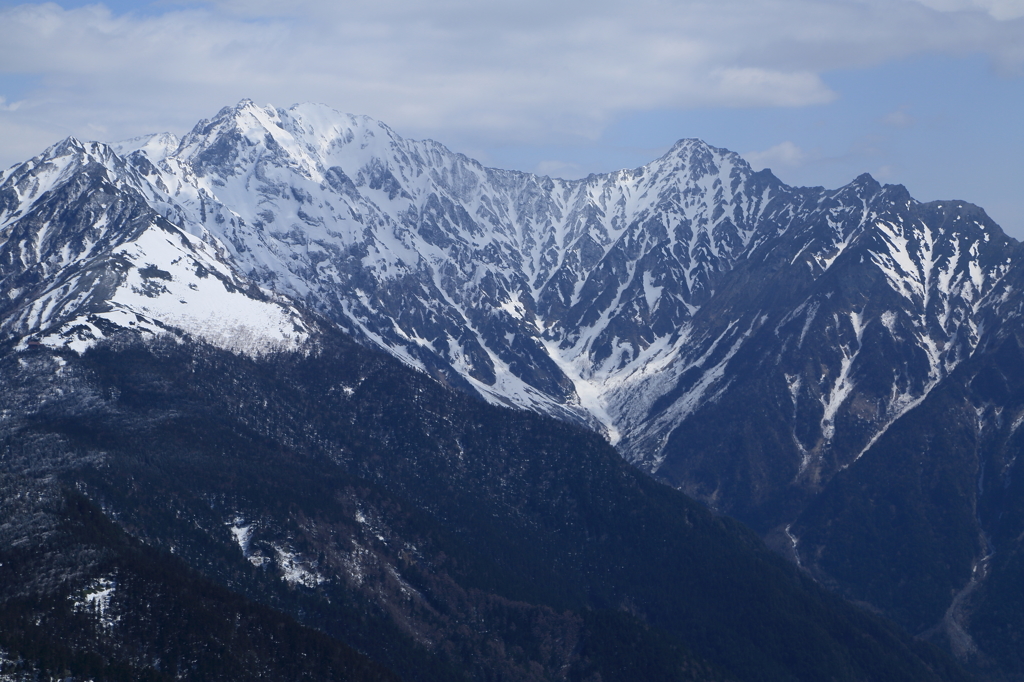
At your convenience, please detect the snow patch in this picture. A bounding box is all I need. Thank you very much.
[880,310,897,335]
[820,310,866,442]
[72,576,118,628]
[274,546,326,588]
[642,270,663,312]
[227,516,254,554]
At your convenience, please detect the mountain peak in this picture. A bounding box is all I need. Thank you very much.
[665,137,729,159]
[851,171,879,188]
[47,135,87,158]
[660,137,751,176]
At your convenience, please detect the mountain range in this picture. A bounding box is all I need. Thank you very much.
[2,99,1023,680]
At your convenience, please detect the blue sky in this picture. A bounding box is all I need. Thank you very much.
[1,0,1022,235]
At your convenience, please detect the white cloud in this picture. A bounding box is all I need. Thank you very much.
[0,97,24,112]
[910,0,1024,20]
[710,68,836,107]
[0,0,1020,168]
[882,105,915,128]
[875,164,898,180]
[743,141,813,171]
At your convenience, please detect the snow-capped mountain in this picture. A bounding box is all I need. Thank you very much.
[6,99,1024,675]
[3,97,1019,491]
[3,100,1020,509]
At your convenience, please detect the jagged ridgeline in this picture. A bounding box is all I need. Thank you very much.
[0,333,966,682]
[2,99,1024,679]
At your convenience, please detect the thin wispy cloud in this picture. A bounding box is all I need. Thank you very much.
[911,0,1024,20]
[0,96,24,112]
[882,105,916,128]
[743,141,815,172]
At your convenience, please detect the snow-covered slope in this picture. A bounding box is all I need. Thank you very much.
[616,180,1017,488]
[0,136,312,355]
